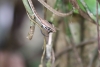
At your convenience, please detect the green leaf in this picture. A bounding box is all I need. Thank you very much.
[84,0,97,15]
[77,0,86,12]
[78,0,100,15]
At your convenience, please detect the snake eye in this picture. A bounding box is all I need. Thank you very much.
[45,27,47,29]
[41,24,53,33]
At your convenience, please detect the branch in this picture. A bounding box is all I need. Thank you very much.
[71,38,83,67]
[88,48,98,67]
[43,0,47,19]
[69,0,96,24]
[56,38,97,59]
[38,0,73,17]
[96,0,100,58]
[80,0,96,22]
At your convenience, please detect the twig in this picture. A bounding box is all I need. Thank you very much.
[88,48,98,67]
[48,33,53,45]
[98,0,100,4]
[43,0,47,19]
[46,32,53,59]
[56,38,97,59]
[38,0,73,17]
[41,39,46,64]
[46,24,55,67]
[51,49,55,67]
[40,48,46,66]
[80,0,96,21]
[96,0,100,57]
[46,32,53,67]
[69,0,96,24]
[70,38,83,67]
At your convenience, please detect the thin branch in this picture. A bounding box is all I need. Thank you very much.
[46,32,53,59]
[48,33,53,45]
[46,32,54,67]
[71,38,83,67]
[78,9,95,23]
[38,0,73,17]
[41,38,47,65]
[98,0,100,4]
[80,0,96,21]
[69,0,96,24]
[88,48,98,67]
[56,38,97,59]
[51,49,55,67]
[96,0,100,57]
[43,0,47,19]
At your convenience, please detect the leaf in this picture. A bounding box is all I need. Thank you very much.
[84,0,99,15]
[78,0,100,15]
[77,0,86,12]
